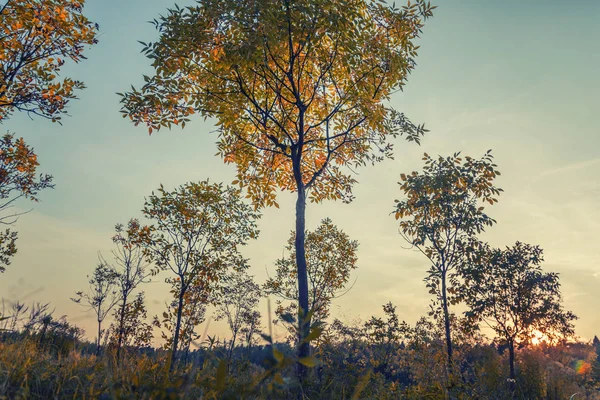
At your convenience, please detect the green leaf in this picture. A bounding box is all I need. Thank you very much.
[215,359,227,391]
[303,326,324,344]
[298,356,320,368]
[272,348,284,363]
[280,312,295,324]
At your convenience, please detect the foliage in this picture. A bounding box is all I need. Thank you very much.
[153,273,211,359]
[0,133,53,272]
[265,217,358,325]
[139,180,260,370]
[394,151,502,371]
[0,0,98,122]
[107,292,153,352]
[0,299,598,399]
[120,0,433,206]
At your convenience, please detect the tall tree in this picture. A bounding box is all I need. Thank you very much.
[140,180,260,371]
[265,217,358,325]
[120,0,434,366]
[215,270,262,368]
[0,133,53,272]
[0,0,98,121]
[104,219,150,363]
[461,241,577,392]
[71,262,119,355]
[393,151,502,374]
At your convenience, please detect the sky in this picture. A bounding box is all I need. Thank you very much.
[1,0,599,344]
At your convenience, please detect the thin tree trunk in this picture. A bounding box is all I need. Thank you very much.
[508,339,516,395]
[295,183,310,377]
[96,319,102,356]
[169,289,185,373]
[441,270,454,385]
[116,296,127,364]
[227,331,237,370]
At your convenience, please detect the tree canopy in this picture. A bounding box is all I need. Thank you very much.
[120,0,433,206]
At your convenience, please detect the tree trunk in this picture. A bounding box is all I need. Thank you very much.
[227,330,237,370]
[96,319,102,356]
[295,183,310,378]
[508,339,516,395]
[169,288,185,373]
[441,270,453,372]
[116,296,127,364]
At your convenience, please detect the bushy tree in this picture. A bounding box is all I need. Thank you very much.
[363,302,410,374]
[140,180,260,371]
[120,0,434,366]
[107,292,153,351]
[393,151,502,372]
[461,241,577,391]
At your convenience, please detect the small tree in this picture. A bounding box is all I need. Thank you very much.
[120,0,434,367]
[153,272,211,365]
[71,262,119,355]
[0,134,53,272]
[105,219,150,362]
[215,270,262,367]
[140,180,260,371]
[0,0,98,121]
[107,292,153,351]
[461,241,577,391]
[393,151,502,373]
[240,310,262,350]
[265,218,358,327]
[363,302,410,371]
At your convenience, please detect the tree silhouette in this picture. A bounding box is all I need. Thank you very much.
[107,292,153,351]
[120,0,434,369]
[461,241,577,392]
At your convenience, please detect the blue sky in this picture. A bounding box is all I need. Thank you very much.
[1,0,599,342]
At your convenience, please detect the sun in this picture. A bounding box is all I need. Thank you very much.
[530,330,547,346]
